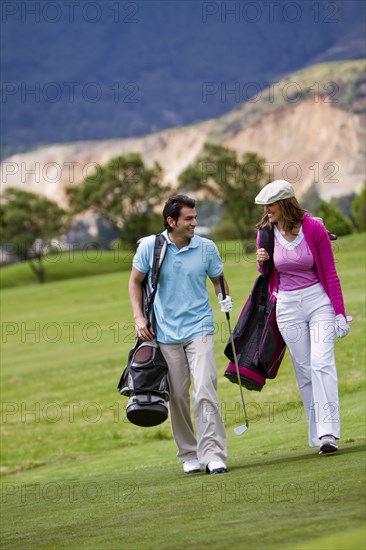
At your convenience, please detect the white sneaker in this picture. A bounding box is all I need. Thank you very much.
[319,435,338,455]
[206,460,227,474]
[183,459,201,474]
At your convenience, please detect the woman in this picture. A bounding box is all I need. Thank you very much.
[255,180,351,455]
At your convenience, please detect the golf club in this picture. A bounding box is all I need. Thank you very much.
[219,276,249,435]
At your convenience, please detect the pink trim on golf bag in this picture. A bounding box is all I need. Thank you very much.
[225,363,266,392]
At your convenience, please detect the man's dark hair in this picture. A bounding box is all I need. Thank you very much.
[163,194,196,232]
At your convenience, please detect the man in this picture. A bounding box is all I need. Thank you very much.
[129,194,232,474]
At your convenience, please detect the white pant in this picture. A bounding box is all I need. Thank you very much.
[276,283,340,446]
[159,335,227,465]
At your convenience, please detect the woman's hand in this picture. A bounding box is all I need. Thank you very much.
[335,314,350,338]
[256,248,269,265]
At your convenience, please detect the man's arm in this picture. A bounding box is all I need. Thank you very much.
[128,267,155,341]
[210,274,229,296]
[210,274,233,314]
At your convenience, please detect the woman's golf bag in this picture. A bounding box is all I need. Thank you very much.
[224,226,286,391]
[118,234,170,426]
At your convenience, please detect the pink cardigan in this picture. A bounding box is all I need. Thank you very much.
[256,214,347,317]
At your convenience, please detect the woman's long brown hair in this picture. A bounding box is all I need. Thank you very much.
[256,197,307,234]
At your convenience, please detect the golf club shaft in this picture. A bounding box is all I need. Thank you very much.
[227,316,249,427]
[219,276,249,428]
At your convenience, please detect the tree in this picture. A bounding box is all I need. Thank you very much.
[0,188,68,283]
[330,192,357,224]
[352,182,366,231]
[178,143,266,241]
[66,153,172,246]
[119,212,164,247]
[315,201,353,236]
[300,182,321,214]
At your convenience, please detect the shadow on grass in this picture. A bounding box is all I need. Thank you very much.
[228,442,365,472]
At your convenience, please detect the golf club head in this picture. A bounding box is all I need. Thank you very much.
[234,424,248,436]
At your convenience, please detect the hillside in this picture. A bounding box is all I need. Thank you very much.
[1,0,365,154]
[1,60,365,206]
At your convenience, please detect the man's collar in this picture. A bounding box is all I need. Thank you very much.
[162,230,199,249]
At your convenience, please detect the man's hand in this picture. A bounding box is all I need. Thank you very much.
[135,316,155,341]
[218,293,233,313]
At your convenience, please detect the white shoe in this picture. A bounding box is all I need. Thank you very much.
[319,435,338,455]
[183,459,201,474]
[206,460,227,474]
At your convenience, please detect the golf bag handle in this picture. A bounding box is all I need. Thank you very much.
[219,275,230,321]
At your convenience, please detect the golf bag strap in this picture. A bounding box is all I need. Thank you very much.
[145,234,167,322]
[258,225,274,303]
[259,224,274,276]
[257,226,274,332]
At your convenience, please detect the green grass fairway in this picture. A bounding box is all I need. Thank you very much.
[0,249,133,289]
[1,234,365,549]
[294,528,366,550]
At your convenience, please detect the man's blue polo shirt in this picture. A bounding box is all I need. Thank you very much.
[132,230,223,344]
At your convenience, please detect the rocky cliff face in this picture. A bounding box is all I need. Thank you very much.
[224,98,365,199]
[1,62,365,206]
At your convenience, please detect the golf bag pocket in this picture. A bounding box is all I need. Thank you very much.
[118,340,170,427]
[224,275,286,391]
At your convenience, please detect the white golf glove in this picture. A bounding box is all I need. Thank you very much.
[335,314,350,338]
[218,293,233,313]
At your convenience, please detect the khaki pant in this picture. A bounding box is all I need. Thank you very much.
[159,335,227,465]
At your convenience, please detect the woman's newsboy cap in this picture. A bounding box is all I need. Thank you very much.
[255,180,295,205]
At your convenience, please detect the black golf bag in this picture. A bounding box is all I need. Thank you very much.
[224,226,286,391]
[117,234,170,427]
[224,272,286,391]
[118,338,170,427]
